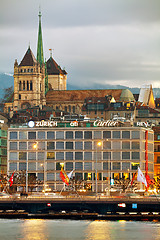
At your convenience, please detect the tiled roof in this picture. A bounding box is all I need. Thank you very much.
[46,57,67,75]
[46,89,123,103]
[19,47,37,66]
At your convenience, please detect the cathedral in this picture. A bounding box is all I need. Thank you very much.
[4,11,67,115]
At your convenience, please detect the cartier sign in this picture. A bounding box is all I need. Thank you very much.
[94,120,118,127]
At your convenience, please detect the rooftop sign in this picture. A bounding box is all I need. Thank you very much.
[28,120,119,128]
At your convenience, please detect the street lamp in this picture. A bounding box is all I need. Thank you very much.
[95,141,102,197]
[41,163,46,193]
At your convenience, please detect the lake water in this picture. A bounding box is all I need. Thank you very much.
[0,219,159,240]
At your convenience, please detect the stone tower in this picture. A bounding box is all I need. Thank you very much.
[13,11,46,111]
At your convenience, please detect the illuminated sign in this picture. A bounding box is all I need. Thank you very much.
[94,120,118,127]
[28,120,57,128]
[136,122,150,127]
[70,121,78,127]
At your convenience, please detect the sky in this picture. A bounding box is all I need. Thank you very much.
[1,0,160,88]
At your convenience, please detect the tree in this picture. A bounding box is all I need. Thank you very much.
[12,171,41,193]
[66,177,90,192]
[114,176,137,193]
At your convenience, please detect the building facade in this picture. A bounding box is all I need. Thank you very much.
[8,121,154,192]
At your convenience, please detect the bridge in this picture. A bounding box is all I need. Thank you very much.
[0,197,159,220]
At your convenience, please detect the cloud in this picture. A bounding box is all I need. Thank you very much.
[0,0,160,88]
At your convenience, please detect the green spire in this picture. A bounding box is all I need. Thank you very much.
[37,9,44,66]
[45,59,49,95]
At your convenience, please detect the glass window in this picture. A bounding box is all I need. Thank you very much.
[9,163,17,171]
[9,152,18,160]
[84,131,92,139]
[132,142,140,149]
[122,142,130,149]
[113,141,120,149]
[75,152,83,160]
[47,152,55,159]
[103,141,111,149]
[132,152,140,160]
[38,131,45,139]
[93,152,102,160]
[19,132,27,140]
[56,152,64,160]
[66,152,73,160]
[84,172,92,180]
[47,131,55,139]
[75,142,83,150]
[66,142,73,149]
[103,152,111,160]
[75,172,83,180]
[84,162,92,170]
[84,152,92,160]
[37,152,45,160]
[122,152,130,160]
[47,173,55,181]
[47,142,55,150]
[75,131,83,139]
[56,142,64,149]
[47,162,55,170]
[103,162,109,170]
[19,152,27,160]
[113,131,120,139]
[28,152,36,160]
[56,173,60,181]
[131,163,139,170]
[103,131,111,139]
[28,142,38,150]
[19,163,26,171]
[112,152,120,160]
[28,132,36,139]
[122,162,130,170]
[10,142,17,150]
[148,143,153,152]
[38,142,45,150]
[94,131,102,139]
[37,162,44,171]
[56,162,61,170]
[66,131,73,139]
[28,162,36,171]
[10,132,18,140]
[66,162,73,171]
[38,173,44,181]
[84,142,92,150]
[122,131,130,139]
[112,162,121,170]
[132,131,140,139]
[19,142,27,150]
[56,131,64,139]
[75,162,83,170]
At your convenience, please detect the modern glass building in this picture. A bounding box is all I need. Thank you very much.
[7,120,154,192]
[0,128,7,175]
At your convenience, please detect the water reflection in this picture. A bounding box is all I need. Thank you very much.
[85,220,112,240]
[20,219,47,240]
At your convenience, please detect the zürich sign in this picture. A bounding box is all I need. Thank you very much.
[28,120,118,128]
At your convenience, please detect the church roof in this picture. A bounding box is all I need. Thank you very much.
[46,89,123,103]
[46,57,67,75]
[119,89,135,102]
[19,47,37,66]
[37,11,44,66]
